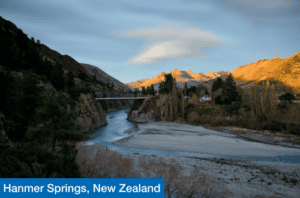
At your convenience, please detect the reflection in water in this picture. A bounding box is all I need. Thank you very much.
[86,109,300,164]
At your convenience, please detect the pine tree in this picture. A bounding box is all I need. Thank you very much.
[141,86,146,95]
[20,91,83,178]
[50,62,65,91]
[211,77,223,92]
[158,82,165,94]
[205,88,209,96]
[158,74,176,94]
[184,82,188,96]
[66,71,75,89]
[150,84,155,95]
[221,73,240,105]
[133,88,139,97]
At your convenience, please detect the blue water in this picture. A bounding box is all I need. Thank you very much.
[86,109,300,164]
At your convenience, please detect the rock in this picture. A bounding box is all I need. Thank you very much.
[127,110,155,123]
[10,71,23,80]
[37,80,57,96]
[0,113,14,148]
[68,93,108,133]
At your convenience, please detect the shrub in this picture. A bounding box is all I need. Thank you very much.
[187,111,200,124]
[279,92,295,103]
[215,95,223,105]
[76,143,233,197]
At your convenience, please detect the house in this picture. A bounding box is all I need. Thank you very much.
[199,95,211,102]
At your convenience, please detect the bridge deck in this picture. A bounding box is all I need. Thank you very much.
[96,97,148,100]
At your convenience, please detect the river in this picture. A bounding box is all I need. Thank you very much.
[85,109,300,164]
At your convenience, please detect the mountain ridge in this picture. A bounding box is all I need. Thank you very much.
[80,63,133,91]
[126,69,228,91]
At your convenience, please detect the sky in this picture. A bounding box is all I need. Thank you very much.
[1,0,300,84]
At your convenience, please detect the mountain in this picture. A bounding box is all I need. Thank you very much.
[0,15,136,136]
[81,63,133,91]
[126,68,229,91]
[230,52,300,93]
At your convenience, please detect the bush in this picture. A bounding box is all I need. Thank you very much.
[78,70,90,81]
[76,143,233,198]
[262,120,285,132]
[215,95,223,105]
[184,103,198,119]
[187,111,200,124]
[67,81,90,101]
[279,92,295,103]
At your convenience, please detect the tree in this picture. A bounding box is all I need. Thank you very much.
[4,70,44,142]
[221,73,241,105]
[215,95,223,105]
[205,88,209,96]
[158,82,165,94]
[141,86,146,95]
[0,70,14,116]
[279,92,295,103]
[219,73,242,115]
[36,39,41,48]
[50,62,65,91]
[146,86,150,95]
[133,88,139,97]
[18,91,84,178]
[211,77,223,92]
[184,82,188,96]
[66,71,75,89]
[111,83,114,89]
[158,74,176,94]
[150,84,155,95]
[186,86,197,97]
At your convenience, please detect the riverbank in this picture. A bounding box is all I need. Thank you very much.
[109,121,300,198]
[113,121,300,158]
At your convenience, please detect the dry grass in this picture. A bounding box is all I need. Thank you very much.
[138,156,233,198]
[76,143,140,178]
[76,142,233,198]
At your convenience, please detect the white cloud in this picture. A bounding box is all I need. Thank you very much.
[114,23,227,65]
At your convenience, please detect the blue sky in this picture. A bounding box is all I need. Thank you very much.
[1,0,299,83]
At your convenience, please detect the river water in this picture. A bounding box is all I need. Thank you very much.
[85,109,300,164]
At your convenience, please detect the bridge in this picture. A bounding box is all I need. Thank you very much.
[96,97,149,100]
[95,96,191,101]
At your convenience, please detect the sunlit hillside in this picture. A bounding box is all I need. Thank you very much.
[231,52,300,93]
[126,69,227,91]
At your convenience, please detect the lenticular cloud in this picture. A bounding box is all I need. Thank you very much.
[114,23,227,65]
